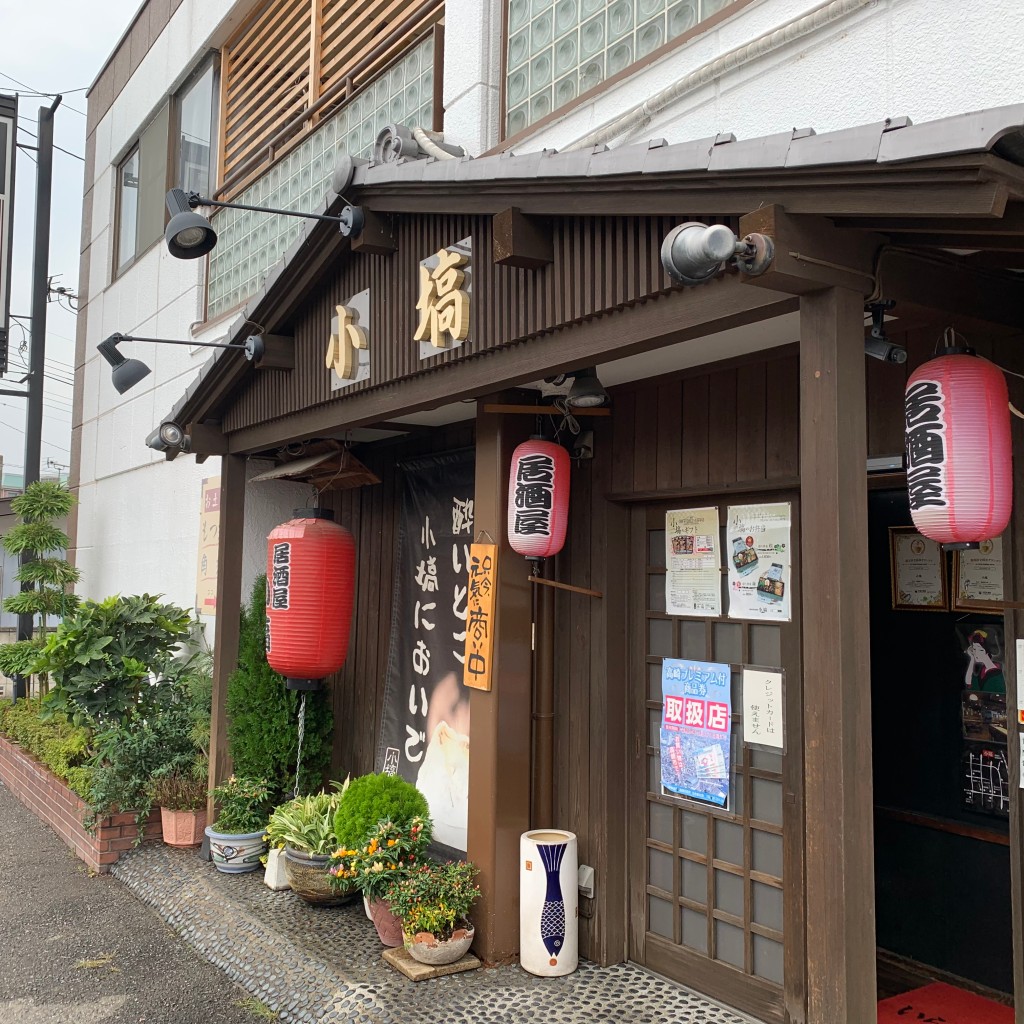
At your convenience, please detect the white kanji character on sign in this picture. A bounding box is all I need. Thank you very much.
[415,557,438,593]
[706,702,729,732]
[684,699,706,728]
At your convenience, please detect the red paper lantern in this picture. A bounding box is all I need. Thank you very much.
[904,352,1012,545]
[265,509,356,690]
[507,438,570,560]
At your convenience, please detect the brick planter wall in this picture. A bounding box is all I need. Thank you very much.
[0,734,161,872]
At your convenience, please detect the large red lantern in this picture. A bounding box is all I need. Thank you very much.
[904,351,1012,546]
[266,509,356,690]
[507,438,570,560]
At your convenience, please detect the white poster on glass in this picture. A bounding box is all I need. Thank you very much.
[726,503,792,621]
[664,507,721,617]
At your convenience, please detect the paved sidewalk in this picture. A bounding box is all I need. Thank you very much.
[0,781,265,1024]
[113,841,761,1024]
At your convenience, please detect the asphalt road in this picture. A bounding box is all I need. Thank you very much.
[0,781,267,1024]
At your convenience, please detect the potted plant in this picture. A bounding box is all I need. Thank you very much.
[386,860,481,965]
[265,779,350,904]
[152,768,208,847]
[329,815,432,946]
[205,775,273,873]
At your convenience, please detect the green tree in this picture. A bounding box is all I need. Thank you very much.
[0,481,81,690]
[226,575,333,801]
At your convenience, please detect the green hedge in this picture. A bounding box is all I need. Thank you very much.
[0,699,93,799]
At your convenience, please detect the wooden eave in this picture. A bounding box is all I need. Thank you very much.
[164,110,1024,440]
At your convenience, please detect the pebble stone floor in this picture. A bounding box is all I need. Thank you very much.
[113,844,762,1024]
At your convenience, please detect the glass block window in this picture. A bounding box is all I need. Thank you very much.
[505,0,739,137]
[208,36,434,319]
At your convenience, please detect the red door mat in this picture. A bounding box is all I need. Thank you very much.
[878,982,1013,1023]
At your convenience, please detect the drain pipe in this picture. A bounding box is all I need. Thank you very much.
[565,0,875,151]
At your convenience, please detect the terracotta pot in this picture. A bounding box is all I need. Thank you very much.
[204,826,267,874]
[406,923,475,966]
[160,806,207,848]
[283,846,356,906]
[368,897,404,947]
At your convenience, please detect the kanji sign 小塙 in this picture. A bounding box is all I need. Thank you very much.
[464,543,498,691]
[415,239,471,354]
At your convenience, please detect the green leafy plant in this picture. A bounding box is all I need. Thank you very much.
[33,594,192,727]
[328,815,432,900]
[0,698,93,798]
[264,778,350,855]
[226,576,332,801]
[385,860,481,940]
[210,775,273,835]
[0,481,80,691]
[151,769,208,812]
[332,772,430,850]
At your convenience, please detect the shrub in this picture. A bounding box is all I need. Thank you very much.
[385,860,481,940]
[332,772,430,850]
[0,698,92,786]
[226,576,332,801]
[329,815,432,900]
[34,594,192,727]
[210,775,273,834]
[151,770,208,812]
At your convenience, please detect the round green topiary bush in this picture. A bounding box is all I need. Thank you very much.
[333,772,429,849]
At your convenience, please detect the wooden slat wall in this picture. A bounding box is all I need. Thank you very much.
[223,214,725,433]
[313,420,475,779]
[221,0,312,183]
[220,0,440,185]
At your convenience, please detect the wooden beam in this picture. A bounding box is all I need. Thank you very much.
[351,208,397,255]
[187,421,228,456]
[207,453,247,821]
[738,205,881,295]
[884,233,1024,251]
[226,277,797,452]
[493,207,554,269]
[467,400,533,962]
[253,333,295,370]
[799,287,876,1023]
[832,206,1024,234]
[481,403,611,416]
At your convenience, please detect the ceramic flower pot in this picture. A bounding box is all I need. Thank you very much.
[160,807,207,848]
[283,845,356,906]
[368,897,404,947]
[406,923,475,966]
[205,825,267,874]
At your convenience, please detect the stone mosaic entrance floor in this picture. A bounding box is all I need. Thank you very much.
[113,844,762,1024]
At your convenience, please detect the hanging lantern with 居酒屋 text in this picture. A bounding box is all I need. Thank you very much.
[507,438,570,560]
[904,350,1012,546]
[265,508,356,690]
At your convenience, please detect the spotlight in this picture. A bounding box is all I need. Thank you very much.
[97,334,151,394]
[567,366,609,408]
[164,188,217,259]
[158,421,186,448]
[660,222,774,286]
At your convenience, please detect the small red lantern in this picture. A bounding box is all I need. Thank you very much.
[266,508,356,690]
[507,438,570,560]
[904,351,1012,546]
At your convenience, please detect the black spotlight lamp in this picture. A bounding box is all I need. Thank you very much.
[97,332,265,394]
[164,187,362,260]
[567,366,609,408]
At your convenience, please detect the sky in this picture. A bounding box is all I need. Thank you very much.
[2,0,141,485]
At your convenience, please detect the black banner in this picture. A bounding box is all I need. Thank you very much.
[377,449,475,854]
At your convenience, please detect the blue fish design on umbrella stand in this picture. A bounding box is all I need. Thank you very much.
[538,842,567,965]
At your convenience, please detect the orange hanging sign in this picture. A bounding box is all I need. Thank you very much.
[464,543,498,692]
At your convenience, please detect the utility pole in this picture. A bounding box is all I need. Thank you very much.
[13,95,60,700]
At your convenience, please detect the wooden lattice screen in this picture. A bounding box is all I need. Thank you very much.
[220,0,441,188]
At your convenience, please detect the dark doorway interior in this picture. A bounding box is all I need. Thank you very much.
[869,487,1013,998]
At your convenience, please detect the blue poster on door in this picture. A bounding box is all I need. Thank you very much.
[660,658,732,808]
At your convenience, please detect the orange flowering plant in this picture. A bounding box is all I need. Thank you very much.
[384,860,481,942]
[327,815,432,900]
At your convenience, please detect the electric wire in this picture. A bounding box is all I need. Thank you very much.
[14,123,83,161]
[0,74,86,116]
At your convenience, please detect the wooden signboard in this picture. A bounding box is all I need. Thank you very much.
[464,543,497,692]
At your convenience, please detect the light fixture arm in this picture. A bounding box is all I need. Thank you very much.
[108,331,250,351]
[180,190,346,227]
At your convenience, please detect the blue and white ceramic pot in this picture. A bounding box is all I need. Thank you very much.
[205,825,267,874]
[519,829,578,976]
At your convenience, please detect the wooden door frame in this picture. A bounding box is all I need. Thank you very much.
[626,490,806,1024]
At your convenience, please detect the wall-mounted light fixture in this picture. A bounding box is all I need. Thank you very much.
[864,300,906,364]
[567,366,609,408]
[660,222,774,286]
[164,188,364,260]
[97,332,265,394]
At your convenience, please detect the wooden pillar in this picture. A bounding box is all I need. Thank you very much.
[799,287,876,1022]
[467,401,533,962]
[207,453,246,818]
